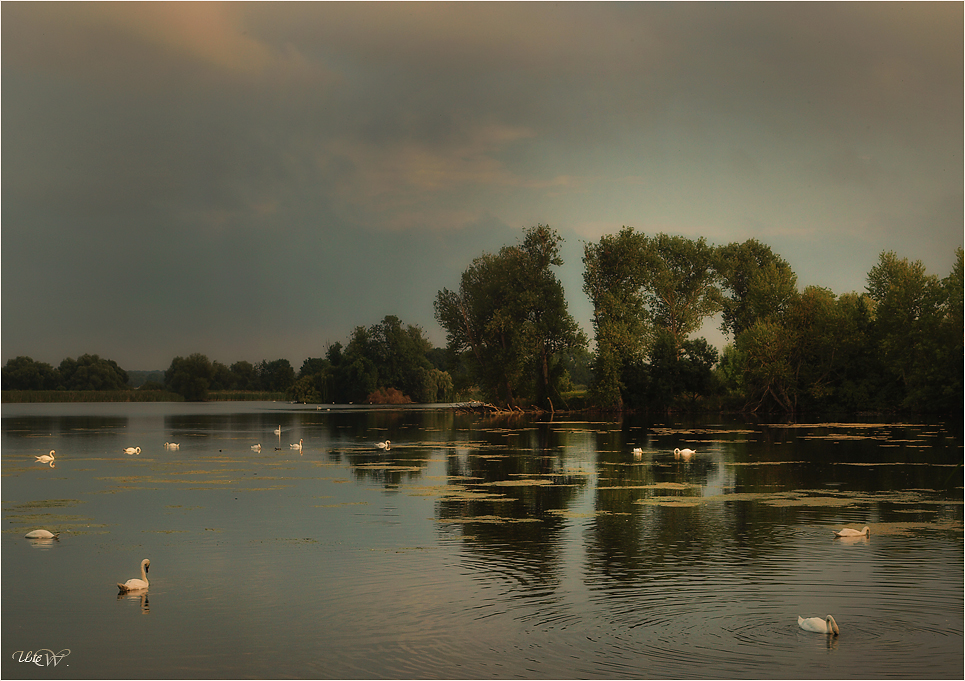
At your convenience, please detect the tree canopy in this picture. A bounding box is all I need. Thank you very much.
[435,225,586,409]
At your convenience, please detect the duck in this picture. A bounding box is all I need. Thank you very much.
[117,558,151,593]
[274,426,282,435]
[24,529,60,539]
[674,447,696,459]
[123,447,141,455]
[376,440,391,450]
[833,526,870,538]
[798,615,839,636]
[251,443,262,452]
[163,442,180,450]
[35,450,56,464]
[290,439,303,451]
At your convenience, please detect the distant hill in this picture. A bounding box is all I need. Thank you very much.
[128,370,165,388]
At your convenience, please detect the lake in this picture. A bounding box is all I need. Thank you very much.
[2,402,962,679]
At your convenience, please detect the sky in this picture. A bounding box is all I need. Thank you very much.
[2,2,962,371]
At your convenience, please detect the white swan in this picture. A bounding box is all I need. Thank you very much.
[163,442,179,450]
[117,558,150,592]
[251,443,262,452]
[25,529,60,539]
[274,426,282,435]
[674,447,695,459]
[798,615,839,635]
[833,526,870,538]
[290,439,303,451]
[123,447,141,455]
[35,450,56,464]
[376,440,391,450]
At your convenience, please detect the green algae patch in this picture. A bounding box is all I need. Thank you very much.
[547,509,632,518]
[479,478,556,487]
[435,515,542,525]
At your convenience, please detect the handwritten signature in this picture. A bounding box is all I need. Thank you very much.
[11,649,70,667]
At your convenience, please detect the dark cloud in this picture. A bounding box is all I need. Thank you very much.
[3,2,961,369]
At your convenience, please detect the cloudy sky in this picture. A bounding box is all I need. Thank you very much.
[3,2,962,371]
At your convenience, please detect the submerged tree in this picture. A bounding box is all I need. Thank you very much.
[435,225,586,408]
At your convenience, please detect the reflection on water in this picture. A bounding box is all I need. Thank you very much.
[2,402,962,679]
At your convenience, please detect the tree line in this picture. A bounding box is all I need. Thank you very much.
[3,225,961,414]
[2,315,454,405]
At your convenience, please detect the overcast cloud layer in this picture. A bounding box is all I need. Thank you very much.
[3,2,962,370]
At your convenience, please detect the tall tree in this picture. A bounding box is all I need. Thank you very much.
[716,239,798,338]
[165,354,215,401]
[642,233,723,357]
[582,227,651,409]
[436,225,586,408]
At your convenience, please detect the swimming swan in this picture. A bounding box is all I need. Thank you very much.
[376,440,391,450]
[163,442,179,450]
[290,439,303,451]
[674,447,695,459]
[124,447,141,455]
[798,615,839,635]
[25,529,60,539]
[274,426,282,435]
[251,444,262,452]
[834,526,870,537]
[35,450,56,464]
[117,558,151,592]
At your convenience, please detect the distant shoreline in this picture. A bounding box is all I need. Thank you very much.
[1,390,286,404]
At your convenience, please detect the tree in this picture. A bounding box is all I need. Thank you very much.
[866,249,963,411]
[229,361,258,391]
[582,227,651,409]
[58,354,129,391]
[165,354,215,401]
[716,239,798,338]
[1,356,60,390]
[583,229,722,410]
[642,233,723,357]
[258,359,295,392]
[436,225,586,408]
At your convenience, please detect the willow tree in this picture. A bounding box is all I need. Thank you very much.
[435,225,586,408]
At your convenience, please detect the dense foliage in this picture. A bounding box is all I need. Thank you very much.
[2,354,128,391]
[583,227,962,415]
[435,225,587,409]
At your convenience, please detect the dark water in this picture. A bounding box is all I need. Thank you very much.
[2,402,962,679]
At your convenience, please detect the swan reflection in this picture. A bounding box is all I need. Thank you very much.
[116,590,150,613]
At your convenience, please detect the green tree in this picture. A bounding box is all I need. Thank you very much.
[866,249,964,411]
[717,239,798,338]
[229,361,258,390]
[58,354,129,390]
[1,356,60,390]
[582,227,651,409]
[436,225,586,408]
[258,359,295,392]
[643,233,723,357]
[165,354,215,401]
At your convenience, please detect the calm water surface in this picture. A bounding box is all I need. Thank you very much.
[2,402,962,679]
